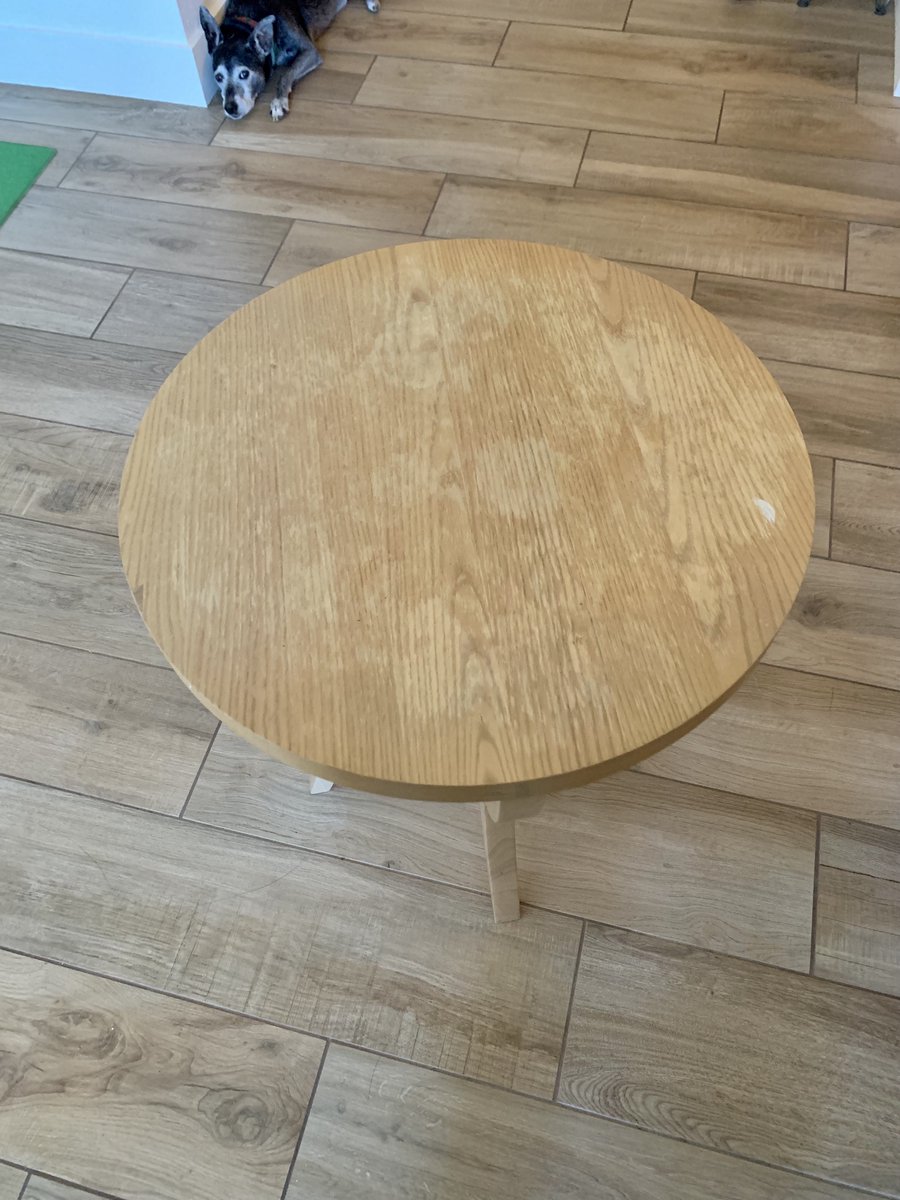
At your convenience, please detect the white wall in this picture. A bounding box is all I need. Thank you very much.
[0,0,222,106]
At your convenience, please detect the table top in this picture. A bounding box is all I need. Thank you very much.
[119,239,814,801]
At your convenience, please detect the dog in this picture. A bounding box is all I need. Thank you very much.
[199,0,380,122]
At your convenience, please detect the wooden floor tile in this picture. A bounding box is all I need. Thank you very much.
[847,223,900,297]
[498,25,856,100]
[832,460,900,570]
[763,558,900,690]
[0,950,323,1200]
[626,0,895,53]
[817,817,900,997]
[0,189,289,284]
[559,924,900,1193]
[817,865,900,998]
[638,663,900,828]
[0,120,94,186]
[0,1165,25,1200]
[356,57,722,142]
[61,134,442,234]
[694,274,900,377]
[0,82,224,143]
[22,1181,112,1200]
[0,248,128,337]
[811,454,833,558]
[765,359,900,468]
[289,51,374,104]
[186,727,816,969]
[386,0,630,28]
[577,130,900,227]
[288,1044,862,1200]
[858,54,900,108]
[0,325,177,436]
[0,516,163,665]
[94,270,265,354]
[265,222,425,286]
[617,261,695,296]
[720,92,900,166]
[0,782,582,1096]
[321,6,506,63]
[0,634,216,813]
[428,177,846,286]
[213,98,587,186]
[0,414,126,536]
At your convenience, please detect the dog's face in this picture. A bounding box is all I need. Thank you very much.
[199,8,274,119]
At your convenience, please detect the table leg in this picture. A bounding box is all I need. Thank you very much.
[481,800,523,923]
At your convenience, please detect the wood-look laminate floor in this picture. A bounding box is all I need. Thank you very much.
[0,3,899,1197]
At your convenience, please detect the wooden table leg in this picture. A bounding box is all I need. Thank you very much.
[480,798,546,923]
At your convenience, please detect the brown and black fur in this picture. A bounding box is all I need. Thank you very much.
[199,0,380,122]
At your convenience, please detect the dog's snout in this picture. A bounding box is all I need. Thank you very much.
[224,97,239,116]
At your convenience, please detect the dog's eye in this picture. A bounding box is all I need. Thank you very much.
[239,69,250,80]
[215,72,224,83]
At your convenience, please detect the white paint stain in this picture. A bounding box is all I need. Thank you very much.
[753,498,777,524]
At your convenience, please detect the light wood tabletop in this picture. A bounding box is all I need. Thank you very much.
[119,238,813,808]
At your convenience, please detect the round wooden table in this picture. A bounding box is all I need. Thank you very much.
[119,239,814,922]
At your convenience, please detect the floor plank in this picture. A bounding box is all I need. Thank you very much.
[0,950,323,1200]
[0,781,581,1097]
[186,726,816,969]
[720,92,900,167]
[0,326,177,436]
[0,1165,25,1200]
[291,51,375,104]
[638,663,900,828]
[811,454,833,559]
[0,189,289,284]
[559,924,900,1194]
[320,6,507,63]
[577,130,900,227]
[0,248,128,338]
[94,271,265,354]
[816,864,900,998]
[0,82,224,143]
[693,274,900,377]
[498,24,856,100]
[265,222,425,286]
[385,0,631,28]
[626,0,895,53]
[832,460,900,570]
[847,223,900,297]
[763,557,900,690]
[288,1044,862,1200]
[0,516,164,666]
[0,414,127,537]
[765,359,900,468]
[0,120,94,186]
[822,815,900,880]
[428,176,846,287]
[0,634,216,813]
[355,56,722,142]
[213,98,588,187]
[22,1181,116,1200]
[61,134,443,234]
[858,53,900,108]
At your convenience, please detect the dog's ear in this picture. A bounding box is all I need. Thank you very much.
[198,6,222,54]
[249,14,276,59]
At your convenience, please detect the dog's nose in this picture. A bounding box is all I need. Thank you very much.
[224,101,238,116]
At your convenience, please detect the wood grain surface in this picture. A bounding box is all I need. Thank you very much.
[0,413,129,535]
[559,924,900,1193]
[186,726,817,968]
[319,7,507,63]
[0,780,581,1095]
[0,950,323,1200]
[388,0,631,27]
[811,454,833,558]
[0,248,128,338]
[0,326,178,435]
[847,224,900,298]
[0,1166,25,1200]
[120,240,813,799]
[0,119,94,185]
[816,866,900,998]
[0,633,216,812]
[763,557,900,689]
[428,177,847,287]
[288,1044,864,1199]
[832,461,900,570]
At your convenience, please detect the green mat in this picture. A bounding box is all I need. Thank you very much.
[0,141,57,225]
